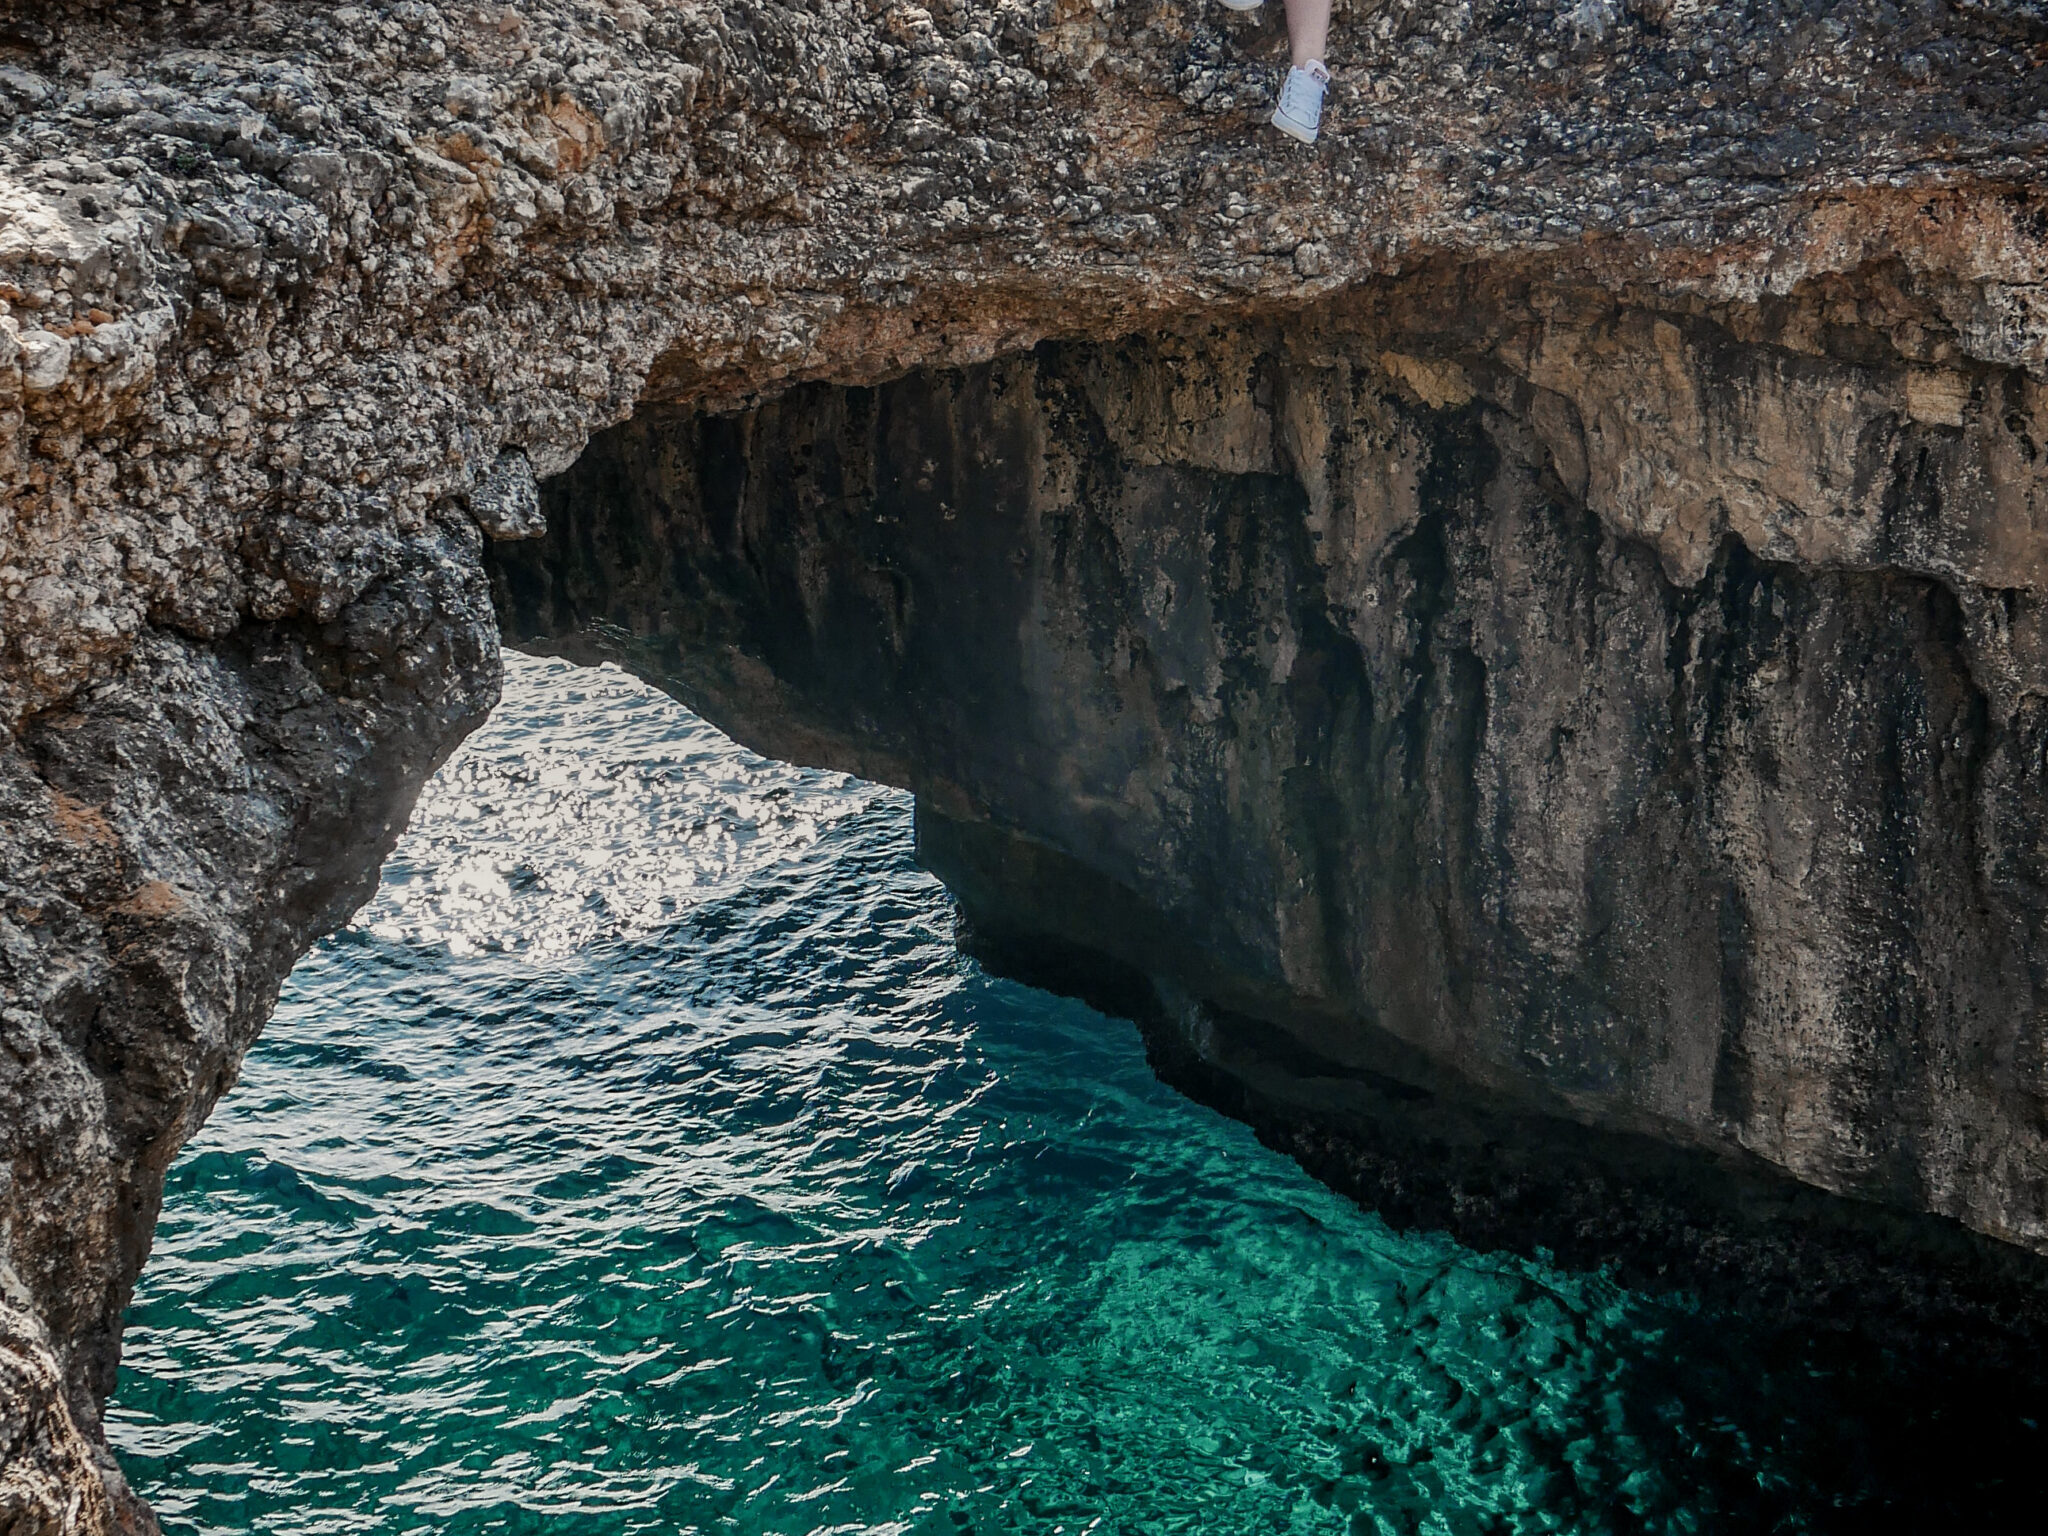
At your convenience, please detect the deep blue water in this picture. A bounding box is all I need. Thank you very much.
[106,653,2033,1534]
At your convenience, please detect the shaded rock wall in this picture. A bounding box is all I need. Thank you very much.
[6,0,2048,1528]
[493,267,2048,1259]
[1,527,495,1530]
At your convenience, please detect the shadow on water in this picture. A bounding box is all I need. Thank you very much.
[961,895,2048,1535]
[109,654,2048,1535]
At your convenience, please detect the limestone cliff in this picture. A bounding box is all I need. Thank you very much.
[5,0,2048,1529]
[495,293,2048,1315]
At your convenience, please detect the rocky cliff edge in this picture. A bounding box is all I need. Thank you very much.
[4,1,2048,1529]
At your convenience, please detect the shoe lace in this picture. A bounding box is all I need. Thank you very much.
[1281,64,1327,120]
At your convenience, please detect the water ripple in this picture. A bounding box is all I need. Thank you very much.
[108,653,2037,1534]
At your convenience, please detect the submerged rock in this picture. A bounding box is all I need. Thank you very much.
[5,0,2048,1526]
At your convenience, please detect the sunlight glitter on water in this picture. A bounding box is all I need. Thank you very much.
[105,652,2015,1535]
[357,659,888,961]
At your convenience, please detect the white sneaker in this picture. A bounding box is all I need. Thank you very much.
[1217,0,1263,10]
[1271,61,1330,144]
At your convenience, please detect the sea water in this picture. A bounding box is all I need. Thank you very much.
[107,653,2036,1534]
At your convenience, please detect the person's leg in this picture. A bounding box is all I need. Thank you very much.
[1271,0,1333,142]
[1282,0,1331,67]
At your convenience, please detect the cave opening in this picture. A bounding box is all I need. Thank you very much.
[104,284,2048,1527]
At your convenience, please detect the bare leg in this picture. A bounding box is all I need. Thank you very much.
[1282,0,1331,67]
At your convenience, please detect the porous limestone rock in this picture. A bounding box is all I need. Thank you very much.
[496,295,2048,1261]
[4,0,2048,1528]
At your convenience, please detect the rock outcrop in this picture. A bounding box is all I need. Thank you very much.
[5,0,2048,1527]
[494,287,2048,1306]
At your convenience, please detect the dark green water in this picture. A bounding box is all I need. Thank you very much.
[108,654,2037,1534]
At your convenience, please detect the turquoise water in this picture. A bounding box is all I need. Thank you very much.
[108,654,2028,1534]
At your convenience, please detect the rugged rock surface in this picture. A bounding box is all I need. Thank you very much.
[491,284,2048,1254]
[6,0,2048,1527]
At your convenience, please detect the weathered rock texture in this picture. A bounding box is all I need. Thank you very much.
[494,281,2048,1248]
[6,0,2048,1527]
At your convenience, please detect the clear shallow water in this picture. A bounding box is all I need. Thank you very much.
[109,653,2031,1534]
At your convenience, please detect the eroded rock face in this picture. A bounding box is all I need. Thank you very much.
[493,270,2048,1257]
[0,530,496,1532]
[5,0,2048,1527]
